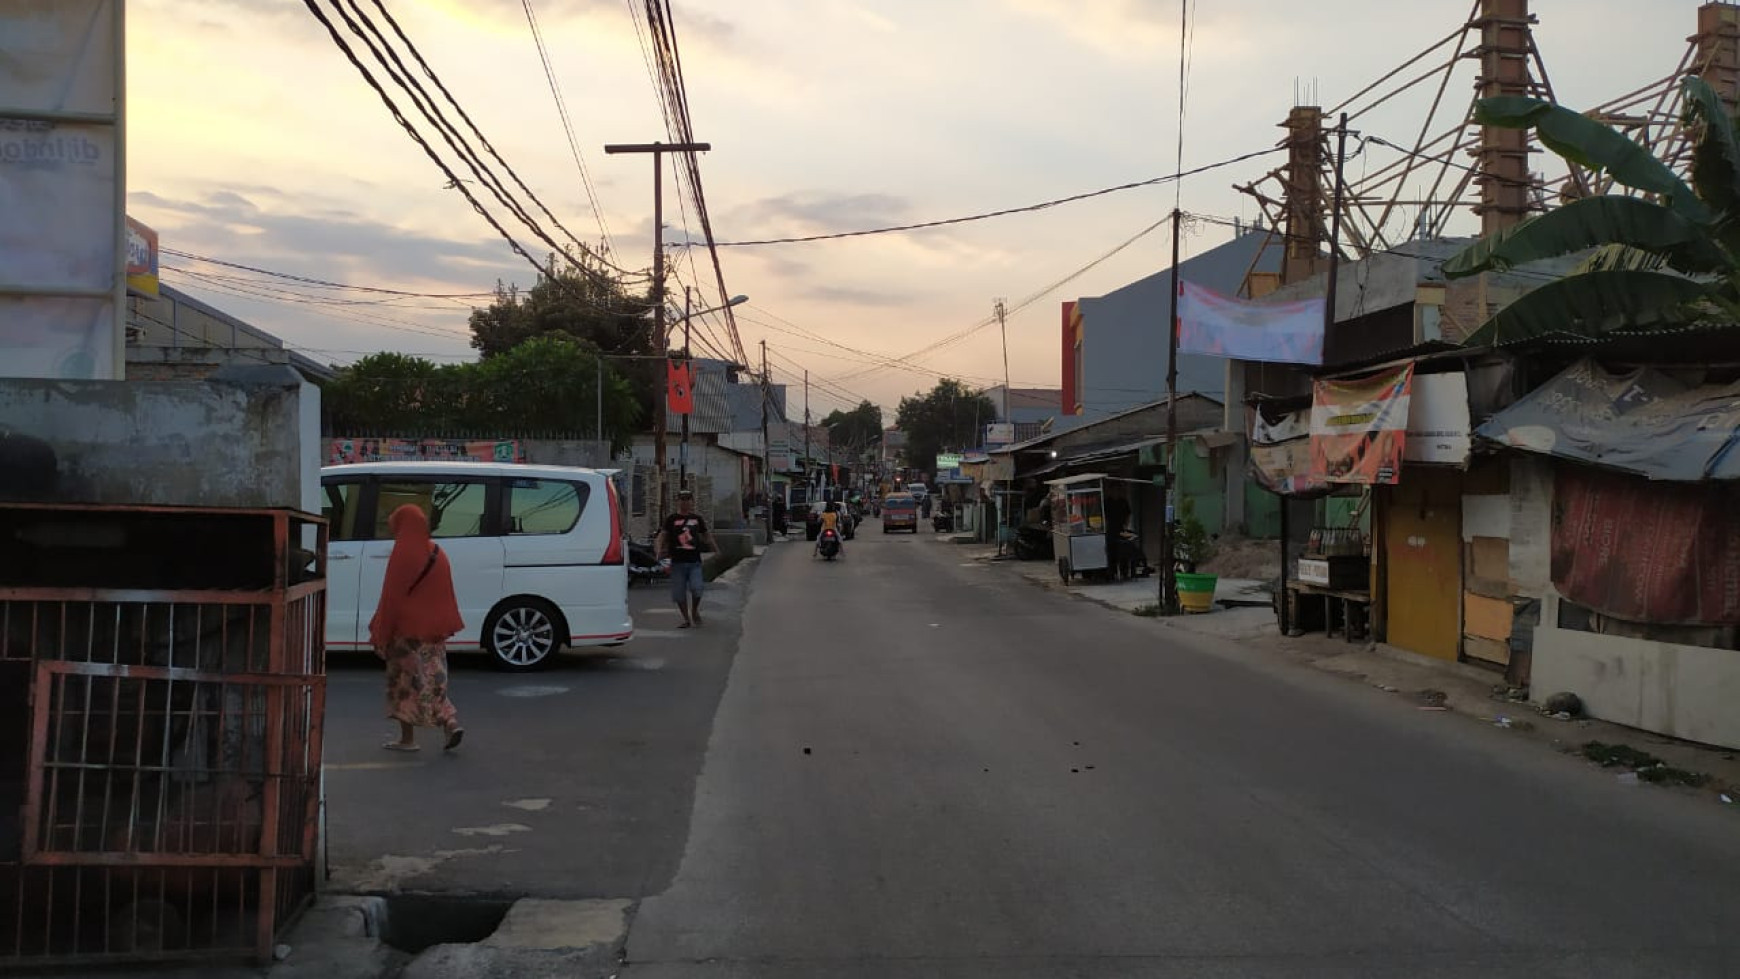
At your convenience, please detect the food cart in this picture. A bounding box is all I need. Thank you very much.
[1046,473,1110,583]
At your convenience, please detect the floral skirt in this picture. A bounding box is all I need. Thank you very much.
[383,638,458,730]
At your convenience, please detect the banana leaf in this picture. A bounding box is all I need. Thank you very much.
[1476,97,1710,223]
[1683,76,1740,244]
[1462,269,1709,346]
[1441,196,1728,278]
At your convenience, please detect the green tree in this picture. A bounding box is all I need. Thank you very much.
[894,378,995,473]
[468,261,654,358]
[1444,76,1740,343]
[822,400,884,451]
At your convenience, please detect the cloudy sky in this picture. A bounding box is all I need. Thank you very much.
[128,0,1693,416]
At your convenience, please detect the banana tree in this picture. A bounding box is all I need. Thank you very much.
[1443,76,1740,345]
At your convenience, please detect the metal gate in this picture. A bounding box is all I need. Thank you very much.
[0,504,326,966]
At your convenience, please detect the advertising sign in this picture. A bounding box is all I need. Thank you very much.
[934,453,963,472]
[329,438,524,465]
[1310,365,1414,485]
[0,0,125,379]
[1177,280,1325,365]
[1403,371,1471,465]
[985,422,1015,446]
[125,216,158,298]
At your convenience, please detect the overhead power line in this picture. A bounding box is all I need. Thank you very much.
[161,247,499,298]
[521,0,616,253]
[705,146,1284,248]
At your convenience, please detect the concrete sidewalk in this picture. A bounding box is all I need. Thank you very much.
[965,543,1740,810]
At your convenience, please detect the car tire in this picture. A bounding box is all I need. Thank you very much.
[484,598,563,672]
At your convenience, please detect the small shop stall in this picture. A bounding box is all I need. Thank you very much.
[1046,473,1110,583]
[1283,495,1372,643]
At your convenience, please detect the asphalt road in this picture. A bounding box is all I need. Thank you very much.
[620,522,1740,978]
[320,568,745,899]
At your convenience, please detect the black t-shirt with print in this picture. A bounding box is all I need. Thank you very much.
[662,512,709,563]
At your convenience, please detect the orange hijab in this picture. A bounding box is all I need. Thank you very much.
[369,505,464,647]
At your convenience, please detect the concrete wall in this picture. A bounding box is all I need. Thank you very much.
[521,439,614,469]
[0,366,319,512]
[1533,593,1740,749]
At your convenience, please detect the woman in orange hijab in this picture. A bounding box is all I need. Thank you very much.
[371,505,466,752]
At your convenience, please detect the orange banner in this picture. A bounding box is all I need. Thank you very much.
[667,360,694,415]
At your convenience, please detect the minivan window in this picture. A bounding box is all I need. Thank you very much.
[375,480,490,539]
[508,479,590,535]
[324,481,366,541]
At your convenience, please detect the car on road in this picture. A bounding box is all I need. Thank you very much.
[882,493,920,533]
[906,483,929,502]
[320,461,633,671]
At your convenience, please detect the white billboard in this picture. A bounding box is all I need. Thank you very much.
[0,0,126,380]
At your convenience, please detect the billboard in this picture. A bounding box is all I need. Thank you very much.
[0,0,127,380]
[328,438,525,465]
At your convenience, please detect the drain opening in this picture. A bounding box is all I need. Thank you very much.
[379,896,514,954]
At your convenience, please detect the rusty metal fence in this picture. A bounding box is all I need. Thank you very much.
[0,504,326,966]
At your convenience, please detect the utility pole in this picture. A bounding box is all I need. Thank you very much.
[761,340,773,543]
[994,298,1012,553]
[679,286,692,491]
[1159,208,1183,614]
[803,370,811,496]
[604,139,710,521]
[595,356,604,442]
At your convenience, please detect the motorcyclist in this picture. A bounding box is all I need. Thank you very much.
[816,501,846,557]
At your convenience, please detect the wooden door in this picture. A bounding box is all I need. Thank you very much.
[1383,473,1463,661]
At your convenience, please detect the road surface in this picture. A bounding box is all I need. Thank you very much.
[620,523,1740,978]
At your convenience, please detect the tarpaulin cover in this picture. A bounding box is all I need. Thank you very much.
[1248,408,1326,497]
[1552,464,1740,625]
[1177,280,1324,365]
[1310,364,1414,485]
[1477,358,1740,481]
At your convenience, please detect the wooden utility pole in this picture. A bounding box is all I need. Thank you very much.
[1159,208,1183,614]
[803,370,811,494]
[679,286,692,490]
[603,139,710,521]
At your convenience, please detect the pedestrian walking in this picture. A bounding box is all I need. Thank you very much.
[371,504,466,753]
[658,489,716,628]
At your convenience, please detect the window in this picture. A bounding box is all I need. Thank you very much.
[374,480,490,539]
[508,479,589,535]
[323,481,366,541]
[631,468,648,517]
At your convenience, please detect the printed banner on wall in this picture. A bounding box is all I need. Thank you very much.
[1310,364,1414,484]
[125,216,159,298]
[329,438,524,465]
[0,0,123,380]
[1248,407,1325,496]
[1403,371,1472,466]
[1177,280,1325,365]
[1553,464,1740,625]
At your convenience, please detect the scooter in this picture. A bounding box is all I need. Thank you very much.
[931,509,955,533]
[627,538,669,586]
[816,528,842,561]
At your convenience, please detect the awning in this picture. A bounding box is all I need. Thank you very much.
[1478,358,1740,481]
[1046,472,1110,487]
[1022,436,1171,479]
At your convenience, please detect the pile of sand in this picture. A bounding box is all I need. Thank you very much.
[1199,535,1281,581]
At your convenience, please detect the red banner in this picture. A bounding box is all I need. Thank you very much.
[1310,365,1413,485]
[667,360,694,416]
[1552,464,1740,625]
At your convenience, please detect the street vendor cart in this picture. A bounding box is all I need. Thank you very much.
[1046,473,1110,583]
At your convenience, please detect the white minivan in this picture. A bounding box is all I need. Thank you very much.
[319,461,633,670]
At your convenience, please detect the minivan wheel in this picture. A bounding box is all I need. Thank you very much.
[485,599,562,671]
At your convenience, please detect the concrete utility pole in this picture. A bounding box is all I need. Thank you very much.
[604,139,710,521]
[803,370,811,493]
[761,340,773,542]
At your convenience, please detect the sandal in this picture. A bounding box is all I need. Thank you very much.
[445,728,465,752]
[382,741,420,753]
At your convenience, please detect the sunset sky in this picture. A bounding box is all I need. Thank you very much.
[127,0,1693,416]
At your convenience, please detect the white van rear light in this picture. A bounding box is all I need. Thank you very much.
[602,477,625,565]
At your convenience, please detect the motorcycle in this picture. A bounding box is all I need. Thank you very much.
[931,508,955,534]
[627,537,669,587]
[816,528,842,561]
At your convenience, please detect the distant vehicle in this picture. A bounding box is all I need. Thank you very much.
[906,483,929,500]
[320,462,632,671]
[882,494,920,533]
[805,505,856,541]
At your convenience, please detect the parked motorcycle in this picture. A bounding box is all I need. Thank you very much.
[816,528,842,561]
[627,537,669,587]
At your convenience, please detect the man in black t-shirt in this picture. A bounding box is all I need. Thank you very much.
[657,489,715,628]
